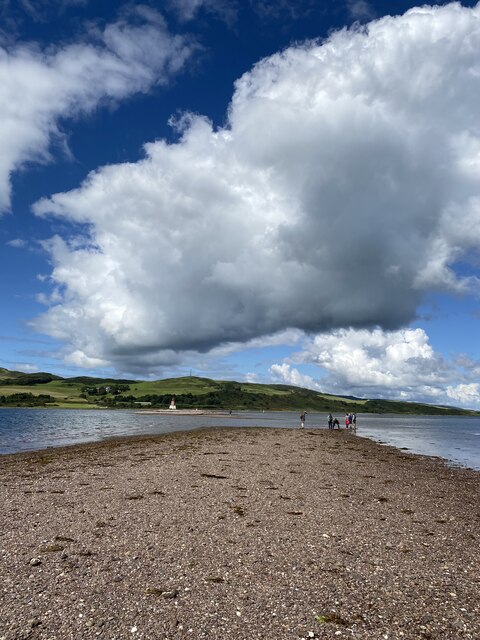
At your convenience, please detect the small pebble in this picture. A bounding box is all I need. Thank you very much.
[28,618,41,628]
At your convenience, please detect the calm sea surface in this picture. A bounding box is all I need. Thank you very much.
[0,409,479,471]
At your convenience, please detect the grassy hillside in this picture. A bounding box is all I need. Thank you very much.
[0,367,22,379]
[0,371,96,407]
[129,377,220,396]
[0,370,477,414]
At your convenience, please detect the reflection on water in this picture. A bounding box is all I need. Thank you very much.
[0,409,479,471]
[0,409,300,455]
[357,413,480,471]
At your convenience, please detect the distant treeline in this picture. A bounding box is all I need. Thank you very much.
[0,373,60,385]
[89,387,362,412]
[70,376,135,385]
[0,393,55,406]
[363,399,467,416]
[81,384,131,396]
[90,390,470,415]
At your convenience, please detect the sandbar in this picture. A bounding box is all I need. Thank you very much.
[0,427,478,639]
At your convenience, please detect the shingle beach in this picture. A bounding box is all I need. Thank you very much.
[1,427,479,639]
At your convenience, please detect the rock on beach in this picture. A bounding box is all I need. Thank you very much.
[0,426,478,639]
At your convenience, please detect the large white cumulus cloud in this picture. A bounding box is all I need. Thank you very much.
[272,326,480,408]
[34,2,480,370]
[292,327,446,397]
[0,7,194,210]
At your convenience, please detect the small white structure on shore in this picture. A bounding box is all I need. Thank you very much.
[169,396,177,410]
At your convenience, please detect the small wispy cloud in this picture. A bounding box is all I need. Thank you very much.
[0,6,196,212]
[347,0,375,21]
[11,362,40,373]
[6,238,26,248]
[250,0,316,21]
[167,0,238,24]
[0,334,53,345]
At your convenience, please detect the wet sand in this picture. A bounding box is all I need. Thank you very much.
[0,427,479,639]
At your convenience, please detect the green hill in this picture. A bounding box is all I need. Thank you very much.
[0,371,62,384]
[0,367,22,379]
[0,369,477,414]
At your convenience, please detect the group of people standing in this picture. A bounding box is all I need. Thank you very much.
[327,412,356,430]
[299,411,357,430]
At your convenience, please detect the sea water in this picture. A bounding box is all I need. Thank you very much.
[0,409,479,471]
[356,413,480,471]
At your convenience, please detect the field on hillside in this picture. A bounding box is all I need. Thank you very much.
[129,377,219,395]
[0,379,95,408]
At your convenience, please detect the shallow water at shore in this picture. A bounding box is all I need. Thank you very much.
[0,408,479,470]
[357,413,480,471]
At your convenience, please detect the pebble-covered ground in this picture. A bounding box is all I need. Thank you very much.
[0,427,478,640]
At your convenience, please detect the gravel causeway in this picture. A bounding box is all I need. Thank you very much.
[0,427,479,639]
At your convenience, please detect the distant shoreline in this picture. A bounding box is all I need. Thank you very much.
[2,371,479,415]
[136,409,246,416]
[1,404,479,418]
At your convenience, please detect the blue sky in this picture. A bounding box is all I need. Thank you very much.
[1,0,480,409]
